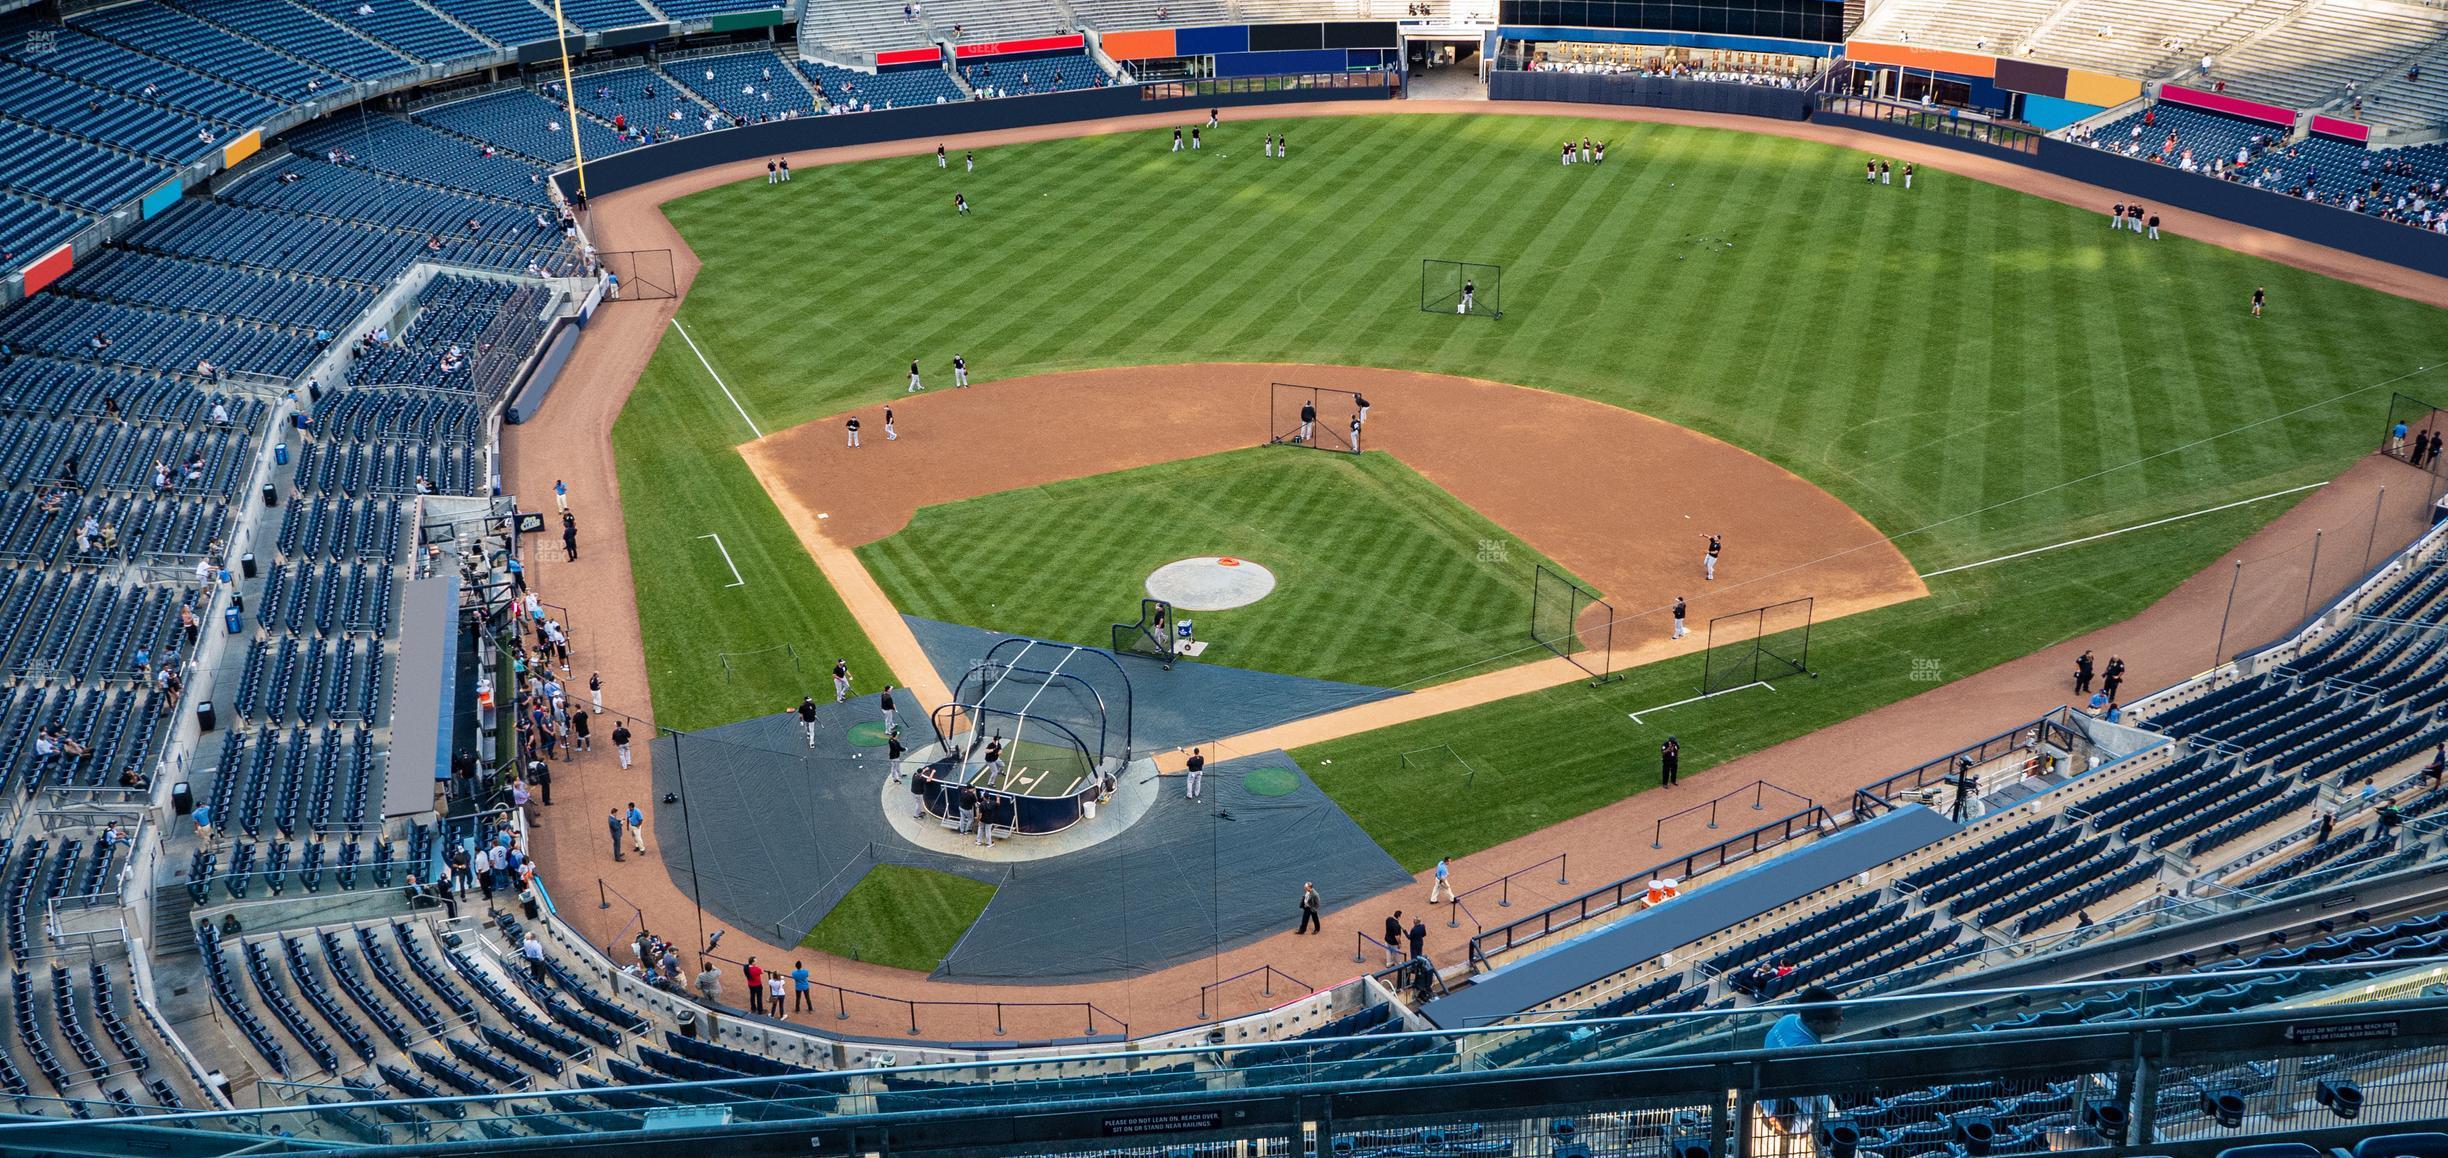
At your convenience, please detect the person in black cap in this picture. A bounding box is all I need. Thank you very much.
[1298,400,1316,444]
[1660,736,1680,787]
[797,696,819,747]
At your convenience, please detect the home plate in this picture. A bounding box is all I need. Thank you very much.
[1146,556,1276,610]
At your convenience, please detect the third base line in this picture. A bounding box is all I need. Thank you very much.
[669,318,765,440]
[700,533,745,588]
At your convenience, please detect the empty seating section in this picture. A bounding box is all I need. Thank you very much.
[556,0,663,31]
[907,0,1067,45]
[287,117,554,204]
[652,0,788,22]
[0,295,318,379]
[170,0,418,82]
[56,249,370,333]
[564,66,714,136]
[2212,2,2448,111]
[0,62,218,165]
[140,197,547,280]
[289,0,490,66]
[138,199,420,284]
[0,360,256,424]
[413,89,635,165]
[223,157,553,244]
[1849,0,2064,54]
[430,0,563,48]
[961,50,1104,96]
[0,122,169,213]
[676,51,819,120]
[275,498,408,562]
[800,59,967,110]
[68,6,331,102]
[2017,0,2286,80]
[9,19,286,127]
[800,3,930,55]
[1067,0,1230,30]
[0,198,83,272]
[2357,43,2448,133]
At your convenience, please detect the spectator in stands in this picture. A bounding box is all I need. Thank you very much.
[521,932,548,983]
[37,726,90,759]
[1759,985,1842,1125]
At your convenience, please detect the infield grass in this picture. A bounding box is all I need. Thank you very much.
[859,448,1587,686]
[620,112,2448,857]
[798,865,995,972]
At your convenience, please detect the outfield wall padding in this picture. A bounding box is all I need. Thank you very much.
[1175,23,1251,54]
[556,82,1391,199]
[1815,108,2448,280]
[1488,70,1815,119]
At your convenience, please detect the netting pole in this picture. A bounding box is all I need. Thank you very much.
[2365,487,2388,572]
[2213,561,2242,666]
[2302,530,2323,622]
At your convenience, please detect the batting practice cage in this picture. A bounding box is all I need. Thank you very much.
[922,639,1135,834]
[2384,391,2448,484]
[1111,597,1177,669]
[1268,381,1364,453]
[1700,596,1817,696]
[1530,564,1616,683]
[1422,259,1503,319]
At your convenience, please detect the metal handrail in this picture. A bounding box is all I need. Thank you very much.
[1196,965,1312,1020]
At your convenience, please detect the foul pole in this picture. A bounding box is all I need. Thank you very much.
[550,0,587,198]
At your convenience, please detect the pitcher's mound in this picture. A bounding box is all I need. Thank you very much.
[1147,556,1276,610]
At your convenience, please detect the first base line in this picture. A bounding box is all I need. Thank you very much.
[1917,482,2329,580]
[700,533,745,588]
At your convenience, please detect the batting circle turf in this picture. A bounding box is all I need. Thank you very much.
[845,720,893,747]
[1241,766,1302,797]
[620,111,2448,867]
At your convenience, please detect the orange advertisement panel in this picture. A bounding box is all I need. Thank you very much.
[221,128,261,168]
[2063,69,2141,108]
[1843,40,1997,79]
[1101,28,1176,60]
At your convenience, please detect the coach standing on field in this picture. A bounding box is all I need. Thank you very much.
[1661,736,1680,787]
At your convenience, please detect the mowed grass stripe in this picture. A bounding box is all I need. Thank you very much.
[630,114,2448,856]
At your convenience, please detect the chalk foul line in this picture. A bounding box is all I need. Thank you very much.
[668,317,764,440]
[1918,482,2330,580]
[699,533,745,588]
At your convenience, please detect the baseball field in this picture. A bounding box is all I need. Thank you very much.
[614,110,2448,870]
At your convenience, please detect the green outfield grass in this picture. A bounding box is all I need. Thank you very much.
[859,448,1586,686]
[798,865,995,972]
[620,111,2448,856]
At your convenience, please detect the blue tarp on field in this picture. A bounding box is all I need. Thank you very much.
[902,616,1403,751]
